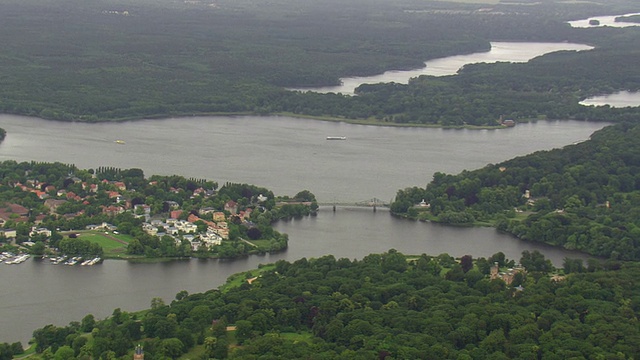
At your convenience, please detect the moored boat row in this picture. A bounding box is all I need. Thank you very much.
[2,253,30,264]
[48,255,102,266]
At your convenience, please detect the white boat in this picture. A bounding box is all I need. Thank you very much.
[115,140,126,145]
[326,136,347,140]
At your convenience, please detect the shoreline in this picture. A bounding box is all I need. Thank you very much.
[0,110,562,131]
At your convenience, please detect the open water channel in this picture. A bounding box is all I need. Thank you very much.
[0,39,616,345]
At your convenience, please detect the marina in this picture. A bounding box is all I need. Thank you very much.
[1,253,30,265]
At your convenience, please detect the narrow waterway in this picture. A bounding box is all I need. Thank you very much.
[289,42,593,95]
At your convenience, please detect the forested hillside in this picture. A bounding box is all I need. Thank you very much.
[0,0,638,123]
[24,251,640,359]
[392,122,640,260]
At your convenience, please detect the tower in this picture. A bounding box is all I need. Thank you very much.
[490,262,499,280]
[134,344,144,360]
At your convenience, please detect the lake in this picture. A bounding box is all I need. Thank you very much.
[0,115,608,345]
[568,12,640,28]
[289,42,593,95]
[580,90,640,108]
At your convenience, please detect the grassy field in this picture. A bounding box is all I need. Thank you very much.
[64,230,133,258]
[219,264,276,293]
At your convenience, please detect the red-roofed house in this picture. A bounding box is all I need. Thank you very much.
[224,200,238,215]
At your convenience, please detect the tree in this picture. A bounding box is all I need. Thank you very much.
[235,320,253,344]
[460,255,473,273]
[80,314,95,333]
[520,250,553,273]
[175,290,188,301]
[30,241,46,256]
[161,338,184,359]
[53,345,74,360]
[151,297,165,310]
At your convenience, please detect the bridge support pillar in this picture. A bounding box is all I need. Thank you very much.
[333,204,336,212]
[373,204,376,212]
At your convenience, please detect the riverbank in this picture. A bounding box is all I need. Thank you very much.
[274,112,519,130]
[0,109,532,131]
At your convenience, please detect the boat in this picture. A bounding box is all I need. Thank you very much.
[326,136,347,140]
[115,140,126,144]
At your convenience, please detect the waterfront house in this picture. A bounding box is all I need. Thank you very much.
[0,229,17,239]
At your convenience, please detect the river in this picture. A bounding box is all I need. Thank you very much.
[288,42,593,95]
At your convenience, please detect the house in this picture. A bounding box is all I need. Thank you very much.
[134,204,151,215]
[213,212,226,222]
[201,230,223,246]
[4,204,28,216]
[0,229,17,239]
[44,199,68,213]
[165,201,180,210]
[490,262,525,285]
[102,205,125,216]
[30,227,52,238]
[501,119,516,127]
[0,204,30,223]
[114,182,126,191]
[224,200,238,215]
[239,208,253,220]
[199,207,216,216]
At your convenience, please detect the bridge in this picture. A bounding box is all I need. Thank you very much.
[317,198,391,212]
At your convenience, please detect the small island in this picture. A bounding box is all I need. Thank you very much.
[0,161,317,261]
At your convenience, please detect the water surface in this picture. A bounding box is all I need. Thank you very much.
[580,91,640,108]
[568,12,640,28]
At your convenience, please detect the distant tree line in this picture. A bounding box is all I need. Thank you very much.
[0,0,638,124]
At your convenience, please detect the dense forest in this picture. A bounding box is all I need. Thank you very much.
[392,122,640,261]
[19,250,640,359]
[0,0,638,123]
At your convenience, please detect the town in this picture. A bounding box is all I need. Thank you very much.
[0,161,316,261]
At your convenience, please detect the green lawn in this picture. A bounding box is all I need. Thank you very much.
[219,264,276,293]
[249,239,270,247]
[279,332,314,344]
[64,230,133,257]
